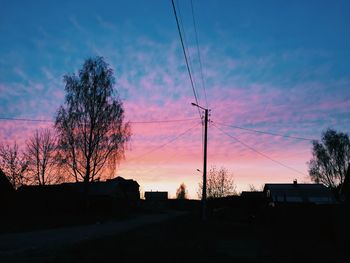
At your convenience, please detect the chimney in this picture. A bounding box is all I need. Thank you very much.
[293,179,298,186]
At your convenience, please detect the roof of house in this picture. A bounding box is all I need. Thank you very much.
[264,183,327,191]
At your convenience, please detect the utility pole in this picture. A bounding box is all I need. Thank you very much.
[191,102,209,221]
[202,108,208,221]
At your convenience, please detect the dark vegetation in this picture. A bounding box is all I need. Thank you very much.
[308,128,350,193]
[175,182,188,199]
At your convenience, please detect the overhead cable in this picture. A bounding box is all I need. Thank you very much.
[0,116,199,124]
[214,121,315,141]
[171,0,201,118]
[190,0,208,108]
[126,122,199,162]
[213,123,307,176]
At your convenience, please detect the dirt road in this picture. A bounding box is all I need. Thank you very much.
[0,211,185,260]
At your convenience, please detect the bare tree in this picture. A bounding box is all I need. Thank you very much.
[308,128,350,190]
[25,129,59,185]
[0,142,27,189]
[55,57,131,184]
[176,183,188,199]
[198,166,237,199]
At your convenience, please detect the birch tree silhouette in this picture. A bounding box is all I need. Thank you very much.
[55,57,131,184]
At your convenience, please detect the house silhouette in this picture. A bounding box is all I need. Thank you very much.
[264,180,336,206]
[16,176,140,214]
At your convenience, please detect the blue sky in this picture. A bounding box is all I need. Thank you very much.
[1,0,350,197]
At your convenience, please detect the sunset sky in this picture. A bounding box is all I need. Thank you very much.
[1,0,350,198]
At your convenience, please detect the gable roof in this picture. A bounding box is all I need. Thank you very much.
[264,183,327,191]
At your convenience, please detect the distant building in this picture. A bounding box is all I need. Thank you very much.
[144,191,168,201]
[66,176,140,200]
[264,180,336,206]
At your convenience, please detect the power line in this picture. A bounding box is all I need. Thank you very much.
[122,148,185,177]
[176,0,199,103]
[212,123,307,176]
[130,118,198,124]
[0,116,199,124]
[171,0,201,118]
[190,0,208,109]
[214,121,315,141]
[172,0,206,172]
[0,117,53,123]
[126,122,199,162]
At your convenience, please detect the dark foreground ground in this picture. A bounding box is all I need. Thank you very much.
[2,203,349,263]
[54,210,349,263]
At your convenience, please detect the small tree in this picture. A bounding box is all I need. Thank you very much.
[55,57,131,184]
[0,142,27,189]
[308,128,350,190]
[25,129,59,185]
[176,183,188,199]
[198,166,237,199]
